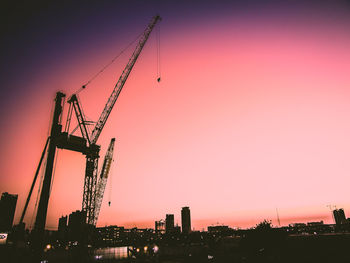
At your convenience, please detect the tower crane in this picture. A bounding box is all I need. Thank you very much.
[66,14,161,225]
[20,16,161,254]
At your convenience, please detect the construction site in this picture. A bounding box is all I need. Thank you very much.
[2,1,350,263]
[4,15,162,262]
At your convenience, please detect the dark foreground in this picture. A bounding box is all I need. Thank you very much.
[2,233,350,263]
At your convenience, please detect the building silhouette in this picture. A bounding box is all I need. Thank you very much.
[208,225,230,233]
[165,214,174,234]
[68,210,86,241]
[58,215,68,240]
[0,192,18,232]
[173,224,181,234]
[96,225,125,245]
[58,215,67,231]
[333,209,347,225]
[155,219,165,235]
[181,206,191,234]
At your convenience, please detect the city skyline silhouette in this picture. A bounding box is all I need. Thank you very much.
[1,0,350,231]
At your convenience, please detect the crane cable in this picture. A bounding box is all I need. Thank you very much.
[108,159,114,206]
[29,147,58,229]
[49,149,59,197]
[30,158,46,229]
[29,99,55,229]
[156,23,161,82]
[75,32,144,95]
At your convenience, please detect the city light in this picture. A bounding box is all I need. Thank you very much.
[153,245,159,253]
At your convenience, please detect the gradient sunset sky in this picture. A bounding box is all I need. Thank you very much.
[1,0,350,230]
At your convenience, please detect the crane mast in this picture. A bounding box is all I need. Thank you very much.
[31,92,65,253]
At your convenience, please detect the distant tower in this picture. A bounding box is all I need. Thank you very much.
[0,192,18,232]
[181,207,191,234]
[333,208,346,225]
[165,214,174,234]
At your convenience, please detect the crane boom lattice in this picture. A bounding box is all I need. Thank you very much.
[94,138,115,225]
[90,15,161,144]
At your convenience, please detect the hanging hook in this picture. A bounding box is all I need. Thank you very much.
[156,23,161,83]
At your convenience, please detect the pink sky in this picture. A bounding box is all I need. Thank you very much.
[1,3,350,230]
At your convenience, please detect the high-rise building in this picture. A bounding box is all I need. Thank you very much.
[333,209,346,225]
[165,214,174,233]
[0,192,18,232]
[181,206,191,234]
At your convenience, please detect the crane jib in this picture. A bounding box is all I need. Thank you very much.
[90,15,161,144]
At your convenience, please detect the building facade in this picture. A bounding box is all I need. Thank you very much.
[0,192,18,232]
[68,210,86,241]
[165,214,174,234]
[333,209,347,225]
[58,215,68,240]
[181,206,191,234]
[155,219,165,235]
[96,225,125,245]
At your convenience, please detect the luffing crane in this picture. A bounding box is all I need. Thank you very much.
[22,15,161,252]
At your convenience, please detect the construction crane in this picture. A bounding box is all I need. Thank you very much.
[67,14,161,225]
[21,15,161,253]
[94,138,115,224]
[90,15,161,145]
